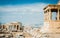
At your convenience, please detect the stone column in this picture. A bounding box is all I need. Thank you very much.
[16,25,17,30]
[49,9,52,20]
[2,25,3,29]
[57,9,59,20]
[18,25,20,30]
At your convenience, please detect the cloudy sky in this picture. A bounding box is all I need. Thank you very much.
[0,0,58,26]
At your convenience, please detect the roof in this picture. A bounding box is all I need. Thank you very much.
[43,4,60,11]
[44,0,60,10]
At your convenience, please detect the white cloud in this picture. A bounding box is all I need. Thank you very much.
[0,3,47,14]
[0,3,48,25]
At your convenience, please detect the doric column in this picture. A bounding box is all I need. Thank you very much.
[18,25,20,30]
[16,25,17,30]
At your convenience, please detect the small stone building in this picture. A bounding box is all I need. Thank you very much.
[41,0,60,38]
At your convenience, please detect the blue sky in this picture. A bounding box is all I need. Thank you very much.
[0,0,58,26]
[0,0,58,5]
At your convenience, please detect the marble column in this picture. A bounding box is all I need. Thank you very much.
[49,9,52,20]
[57,9,59,20]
